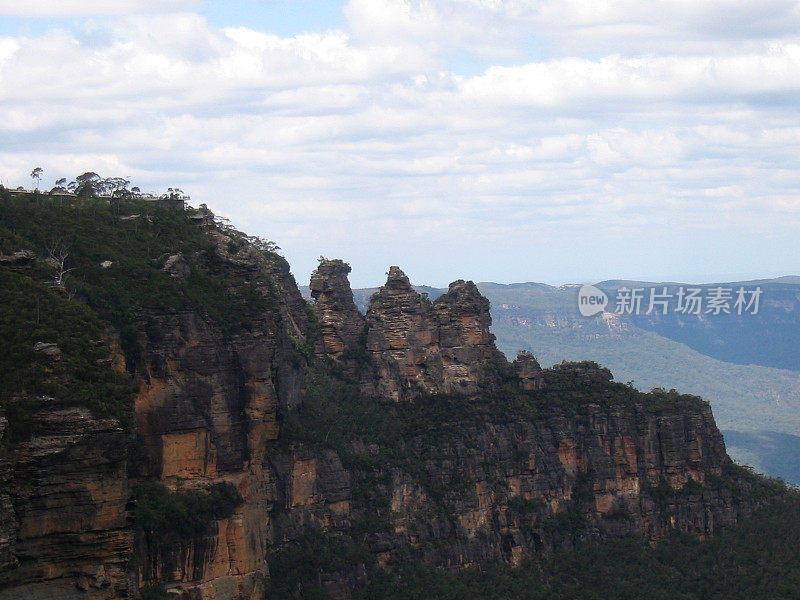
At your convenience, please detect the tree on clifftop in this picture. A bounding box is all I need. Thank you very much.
[69,172,101,198]
[30,167,43,190]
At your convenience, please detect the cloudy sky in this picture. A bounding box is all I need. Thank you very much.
[1,0,799,287]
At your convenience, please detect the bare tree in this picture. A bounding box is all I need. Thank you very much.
[45,238,74,287]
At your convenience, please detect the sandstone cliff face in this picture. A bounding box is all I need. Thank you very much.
[403,400,739,549]
[432,279,510,395]
[128,224,310,599]
[364,266,441,400]
[363,267,508,400]
[264,367,765,599]
[129,260,768,599]
[0,415,15,577]
[0,402,131,600]
[257,264,770,598]
[0,212,312,599]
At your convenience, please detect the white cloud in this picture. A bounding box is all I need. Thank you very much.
[1,5,799,287]
[461,46,800,105]
[343,0,800,59]
[0,0,201,17]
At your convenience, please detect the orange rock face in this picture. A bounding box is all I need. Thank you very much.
[122,226,311,598]
[364,268,510,400]
[0,404,132,599]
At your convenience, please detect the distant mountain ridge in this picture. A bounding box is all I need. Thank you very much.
[591,278,800,372]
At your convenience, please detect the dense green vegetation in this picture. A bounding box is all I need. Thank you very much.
[134,480,243,546]
[264,497,800,600]
[518,365,709,417]
[268,531,375,600]
[138,584,172,600]
[0,268,136,441]
[0,189,280,337]
[707,461,787,501]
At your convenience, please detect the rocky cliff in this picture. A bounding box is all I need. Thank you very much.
[0,193,786,600]
[127,217,311,600]
[0,196,311,600]
[0,403,131,600]
[270,362,770,598]
[309,259,365,358]
[363,266,510,400]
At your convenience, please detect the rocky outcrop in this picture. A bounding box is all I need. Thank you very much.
[549,360,613,384]
[365,267,441,400]
[0,250,36,270]
[364,267,509,400]
[32,342,61,361]
[432,279,510,395]
[269,448,352,536]
[126,224,310,597]
[513,351,544,390]
[309,259,365,358]
[0,414,17,577]
[160,253,190,280]
[262,380,768,599]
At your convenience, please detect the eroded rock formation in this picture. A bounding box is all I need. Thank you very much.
[309,259,365,358]
[362,267,509,400]
[433,279,510,395]
[127,224,309,599]
[0,403,131,600]
[275,397,751,575]
[364,266,441,400]
[514,351,544,391]
[0,216,310,600]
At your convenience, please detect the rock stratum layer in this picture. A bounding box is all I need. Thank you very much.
[0,197,782,600]
[364,266,510,400]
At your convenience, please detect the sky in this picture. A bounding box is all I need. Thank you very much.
[1,1,799,288]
